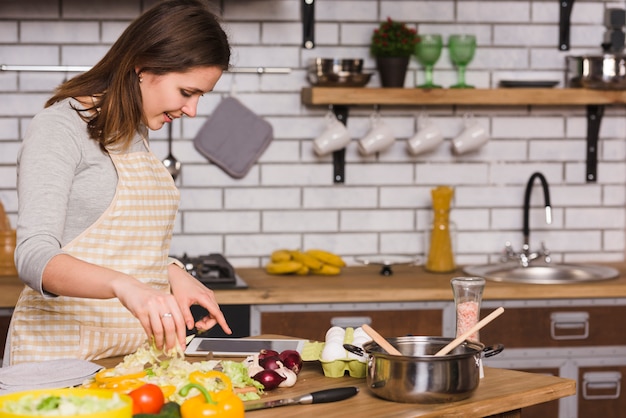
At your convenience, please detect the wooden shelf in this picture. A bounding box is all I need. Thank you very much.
[301,87,624,184]
[301,87,626,106]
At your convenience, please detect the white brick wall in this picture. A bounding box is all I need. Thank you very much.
[1,0,625,268]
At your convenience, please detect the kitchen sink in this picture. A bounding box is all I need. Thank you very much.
[463,261,619,284]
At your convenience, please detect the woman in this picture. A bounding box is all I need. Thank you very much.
[5,0,232,365]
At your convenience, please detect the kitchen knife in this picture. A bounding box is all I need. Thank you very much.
[244,386,359,412]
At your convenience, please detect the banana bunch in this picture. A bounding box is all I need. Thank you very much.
[266,249,346,276]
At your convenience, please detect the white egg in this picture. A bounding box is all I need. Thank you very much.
[321,342,347,361]
[351,336,370,347]
[326,334,345,345]
[352,327,368,340]
[325,326,345,342]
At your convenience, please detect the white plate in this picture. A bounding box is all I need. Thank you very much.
[355,254,420,266]
[355,255,420,276]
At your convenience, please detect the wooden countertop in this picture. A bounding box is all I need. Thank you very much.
[241,364,574,418]
[96,346,575,418]
[3,262,626,308]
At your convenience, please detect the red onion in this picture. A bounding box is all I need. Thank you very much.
[258,349,279,360]
[253,369,286,391]
[279,350,303,375]
[259,355,282,371]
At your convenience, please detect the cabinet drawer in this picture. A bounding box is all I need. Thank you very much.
[579,366,626,418]
[480,306,626,348]
[261,309,442,342]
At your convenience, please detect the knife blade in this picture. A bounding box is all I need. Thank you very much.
[244,386,359,412]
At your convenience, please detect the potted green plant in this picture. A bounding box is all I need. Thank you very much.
[370,17,419,87]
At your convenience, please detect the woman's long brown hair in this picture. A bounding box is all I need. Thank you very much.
[46,0,230,152]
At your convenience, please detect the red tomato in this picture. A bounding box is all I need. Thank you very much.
[129,383,165,414]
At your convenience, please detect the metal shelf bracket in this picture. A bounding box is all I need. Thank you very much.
[559,0,575,50]
[302,0,315,49]
[586,104,603,183]
[331,105,349,184]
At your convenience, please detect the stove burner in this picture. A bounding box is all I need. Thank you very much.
[178,253,248,290]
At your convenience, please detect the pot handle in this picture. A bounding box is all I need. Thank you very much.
[482,343,504,358]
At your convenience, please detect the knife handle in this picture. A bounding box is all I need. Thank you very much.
[310,387,359,404]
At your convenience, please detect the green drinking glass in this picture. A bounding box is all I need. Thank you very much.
[449,34,476,88]
[415,34,443,89]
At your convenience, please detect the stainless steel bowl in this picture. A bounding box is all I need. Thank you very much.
[363,336,503,404]
[307,58,373,87]
[566,54,626,90]
[310,58,364,74]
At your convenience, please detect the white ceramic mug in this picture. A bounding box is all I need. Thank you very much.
[358,113,395,155]
[313,112,351,156]
[451,114,489,155]
[407,115,444,155]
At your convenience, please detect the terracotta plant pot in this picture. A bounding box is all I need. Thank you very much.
[376,56,410,87]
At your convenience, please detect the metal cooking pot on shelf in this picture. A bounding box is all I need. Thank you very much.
[307,58,373,87]
[566,54,626,90]
[363,336,503,404]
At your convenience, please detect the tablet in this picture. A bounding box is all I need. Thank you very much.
[185,338,307,356]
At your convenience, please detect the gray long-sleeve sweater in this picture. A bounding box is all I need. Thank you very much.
[15,98,147,295]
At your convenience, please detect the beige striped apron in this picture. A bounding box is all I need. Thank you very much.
[8,140,180,365]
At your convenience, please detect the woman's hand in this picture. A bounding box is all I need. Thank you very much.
[112,276,189,352]
[43,254,189,352]
[167,264,232,335]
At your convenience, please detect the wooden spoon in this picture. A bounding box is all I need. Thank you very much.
[361,323,402,356]
[434,306,505,357]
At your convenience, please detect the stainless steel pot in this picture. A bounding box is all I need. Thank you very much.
[566,54,626,90]
[307,58,373,87]
[362,336,503,404]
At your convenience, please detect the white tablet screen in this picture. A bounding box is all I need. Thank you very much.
[185,338,306,356]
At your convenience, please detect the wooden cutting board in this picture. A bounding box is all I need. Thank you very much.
[96,340,575,418]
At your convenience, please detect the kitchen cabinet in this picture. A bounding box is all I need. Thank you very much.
[578,366,626,417]
[301,87,624,183]
[481,299,626,418]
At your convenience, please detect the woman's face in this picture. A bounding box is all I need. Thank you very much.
[138,66,223,130]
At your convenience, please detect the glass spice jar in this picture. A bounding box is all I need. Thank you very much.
[451,276,485,341]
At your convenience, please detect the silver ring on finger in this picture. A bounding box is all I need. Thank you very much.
[162,312,173,318]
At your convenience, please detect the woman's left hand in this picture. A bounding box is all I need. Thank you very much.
[167,264,232,337]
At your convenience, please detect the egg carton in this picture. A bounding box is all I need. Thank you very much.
[301,327,367,378]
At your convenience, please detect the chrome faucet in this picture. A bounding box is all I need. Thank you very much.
[501,172,552,267]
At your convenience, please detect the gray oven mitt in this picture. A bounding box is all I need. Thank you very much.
[0,358,103,393]
[194,96,273,179]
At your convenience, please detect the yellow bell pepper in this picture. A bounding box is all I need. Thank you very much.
[94,368,147,384]
[90,368,147,393]
[188,370,232,391]
[178,379,244,418]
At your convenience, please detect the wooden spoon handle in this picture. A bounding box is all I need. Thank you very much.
[435,306,505,357]
[362,323,402,356]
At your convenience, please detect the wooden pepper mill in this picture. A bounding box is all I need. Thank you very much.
[0,200,17,276]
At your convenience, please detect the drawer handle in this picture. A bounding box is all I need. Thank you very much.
[550,311,589,340]
[583,371,622,400]
[330,316,372,328]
